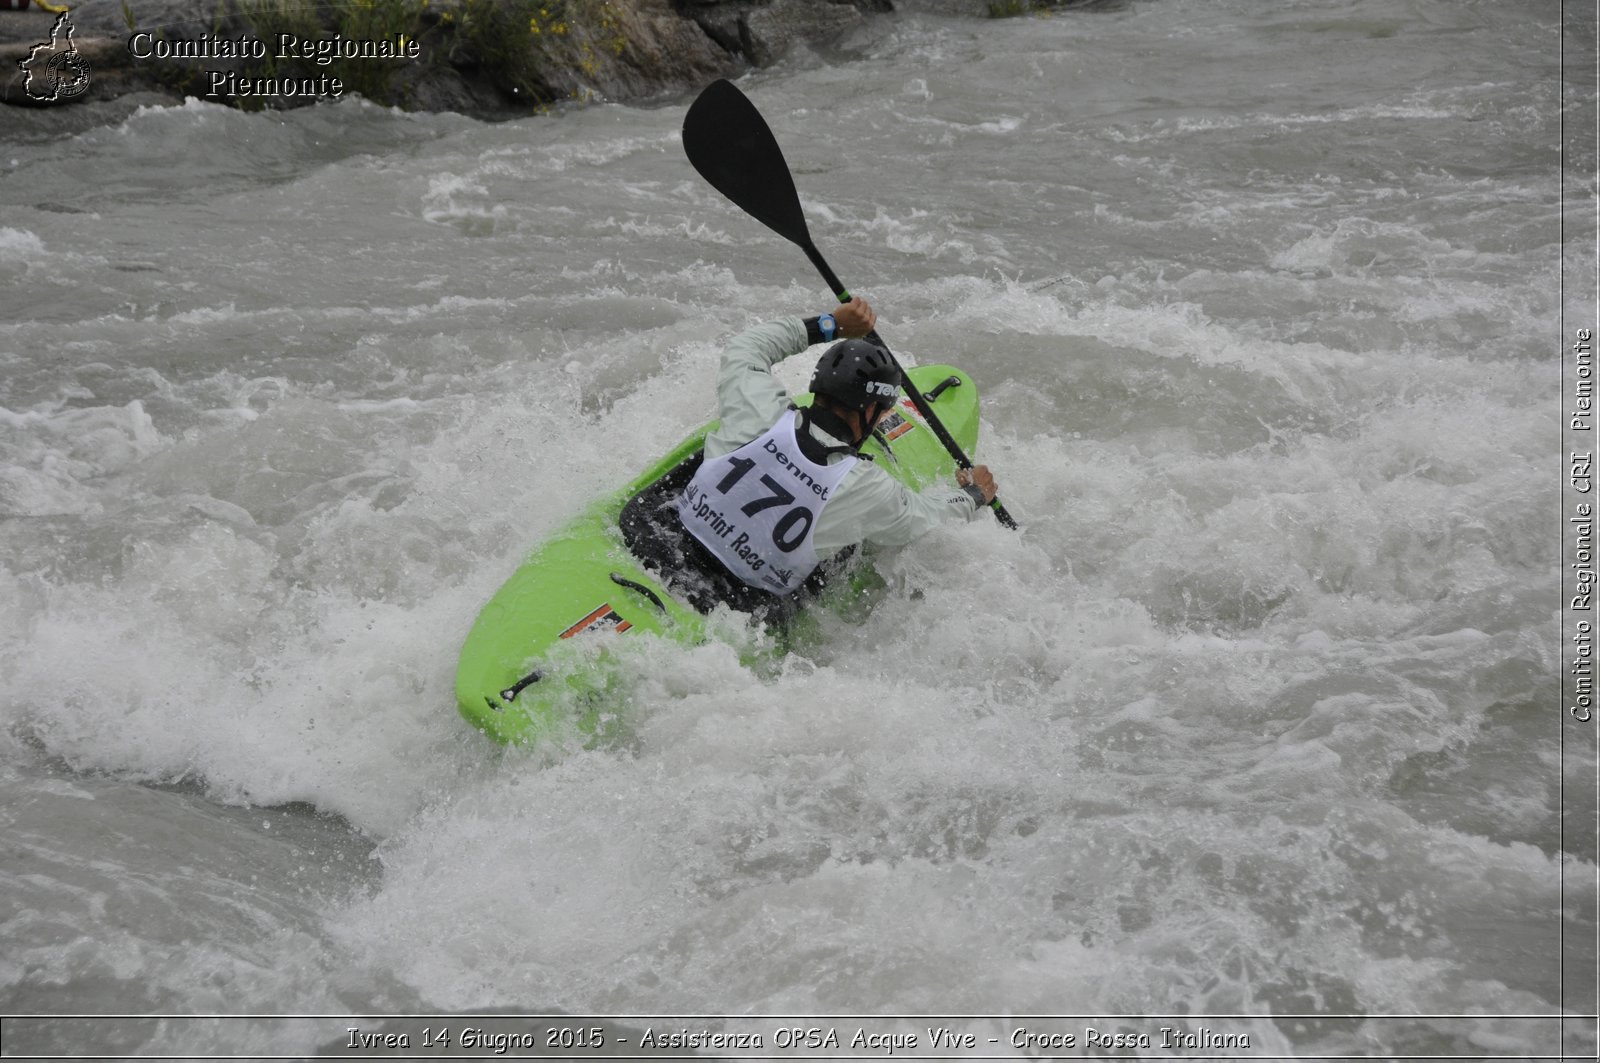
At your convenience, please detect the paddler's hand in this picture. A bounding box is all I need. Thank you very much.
[834,296,876,338]
[957,465,998,504]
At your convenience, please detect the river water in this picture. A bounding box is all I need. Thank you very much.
[0,0,1592,1056]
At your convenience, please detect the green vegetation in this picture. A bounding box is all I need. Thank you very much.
[238,0,428,103]
[475,0,632,96]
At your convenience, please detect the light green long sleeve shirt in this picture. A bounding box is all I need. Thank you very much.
[701,317,982,556]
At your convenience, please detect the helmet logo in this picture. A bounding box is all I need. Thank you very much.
[864,380,898,398]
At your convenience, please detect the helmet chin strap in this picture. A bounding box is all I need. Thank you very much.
[797,403,870,459]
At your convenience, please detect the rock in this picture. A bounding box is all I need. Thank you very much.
[678,0,877,66]
[65,0,253,39]
[742,0,862,65]
[679,1,748,55]
[519,0,736,102]
[893,0,997,16]
[0,0,908,118]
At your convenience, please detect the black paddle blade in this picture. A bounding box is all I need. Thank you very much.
[683,79,811,248]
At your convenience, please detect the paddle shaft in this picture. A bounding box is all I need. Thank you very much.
[802,242,1020,530]
[681,79,1017,530]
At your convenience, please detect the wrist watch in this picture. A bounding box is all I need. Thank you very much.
[818,313,837,342]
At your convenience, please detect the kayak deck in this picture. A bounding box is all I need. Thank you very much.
[454,364,981,745]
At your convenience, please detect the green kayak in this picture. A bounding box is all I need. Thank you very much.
[454,363,983,745]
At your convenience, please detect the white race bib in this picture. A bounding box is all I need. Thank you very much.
[677,413,857,593]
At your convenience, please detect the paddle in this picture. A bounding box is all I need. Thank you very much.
[682,78,1019,531]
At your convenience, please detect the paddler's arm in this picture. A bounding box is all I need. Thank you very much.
[814,463,998,554]
[703,298,877,459]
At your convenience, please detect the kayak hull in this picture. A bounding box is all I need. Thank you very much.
[454,365,982,745]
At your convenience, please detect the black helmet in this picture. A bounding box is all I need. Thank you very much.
[809,338,903,413]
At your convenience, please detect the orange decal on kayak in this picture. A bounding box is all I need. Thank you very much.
[560,605,633,639]
[879,407,918,441]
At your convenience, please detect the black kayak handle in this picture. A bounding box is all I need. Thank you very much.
[926,375,963,403]
[610,572,667,612]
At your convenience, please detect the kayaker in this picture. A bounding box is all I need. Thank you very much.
[621,296,998,623]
